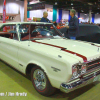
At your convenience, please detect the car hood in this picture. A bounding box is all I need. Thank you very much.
[31,38,100,62]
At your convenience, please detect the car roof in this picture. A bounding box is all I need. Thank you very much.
[0,22,53,28]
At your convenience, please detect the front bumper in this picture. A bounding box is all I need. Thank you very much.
[60,70,100,93]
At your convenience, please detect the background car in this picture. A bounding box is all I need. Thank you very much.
[59,24,100,44]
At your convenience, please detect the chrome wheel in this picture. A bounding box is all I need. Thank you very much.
[33,69,46,90]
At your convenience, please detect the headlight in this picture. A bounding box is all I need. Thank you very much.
[72,65,79,79]
[72,64,87,80]
[81,64,87,75]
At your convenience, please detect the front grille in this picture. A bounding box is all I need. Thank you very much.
[87,59,100,71]
[83,70,100,81]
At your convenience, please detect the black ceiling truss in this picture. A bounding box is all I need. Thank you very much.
[39,0,100,14]
[20,0,100,14]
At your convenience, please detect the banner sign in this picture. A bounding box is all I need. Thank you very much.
[3,0,6,32]
[3,0,6,23]
[0,15,15,21]
[27,2,45,11]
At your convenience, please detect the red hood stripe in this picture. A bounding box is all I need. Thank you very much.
[32,40,87,62]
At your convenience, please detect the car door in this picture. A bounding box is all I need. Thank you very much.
[0,24,19,69]
[17,24,30,72]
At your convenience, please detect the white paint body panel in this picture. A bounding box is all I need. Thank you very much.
[0,22,100,89]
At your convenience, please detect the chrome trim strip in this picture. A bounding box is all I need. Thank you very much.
[88,62,100,67]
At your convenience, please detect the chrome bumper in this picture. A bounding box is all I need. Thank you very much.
[60,70,100,93]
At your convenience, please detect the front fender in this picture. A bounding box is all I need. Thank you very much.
[26,60,48,74]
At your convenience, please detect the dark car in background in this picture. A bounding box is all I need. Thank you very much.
[59,24,100,44]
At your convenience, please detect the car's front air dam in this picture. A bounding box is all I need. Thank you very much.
[60,70,100,93]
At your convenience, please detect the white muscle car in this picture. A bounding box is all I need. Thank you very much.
[0,22,100,96]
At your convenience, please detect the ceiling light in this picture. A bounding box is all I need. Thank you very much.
[71,3,73,5]
[81,10,84,12]
[78,18,83,19]
[88,3,93,5]
[55,2,57,5]
[84,14,87,15]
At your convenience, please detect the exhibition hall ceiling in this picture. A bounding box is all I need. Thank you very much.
[39,0,100,14]
[20,0,100,14]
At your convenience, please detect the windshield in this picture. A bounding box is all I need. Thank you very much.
[18,24,62,41]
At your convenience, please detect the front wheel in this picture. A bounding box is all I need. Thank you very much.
[31,67,56,96]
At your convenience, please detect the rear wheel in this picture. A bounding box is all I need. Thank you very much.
[31,67,56,96]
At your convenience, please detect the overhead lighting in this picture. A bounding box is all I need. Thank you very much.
[71,3,73,5]
[55,2,57,5]
[29,0,40,4]
[78,18,83,19]
[84,14,87,15]
[81,10,84,12]
[88,3,93,5]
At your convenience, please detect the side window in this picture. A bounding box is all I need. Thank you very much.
[0,25,18,40]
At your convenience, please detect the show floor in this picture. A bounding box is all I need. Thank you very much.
[0,60,100,100]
